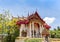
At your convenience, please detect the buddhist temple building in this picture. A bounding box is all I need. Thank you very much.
[13,11,51,38]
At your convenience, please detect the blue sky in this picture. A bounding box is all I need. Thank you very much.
[0,0,60,30]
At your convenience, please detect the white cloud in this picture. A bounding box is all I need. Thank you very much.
[43,17,56,25]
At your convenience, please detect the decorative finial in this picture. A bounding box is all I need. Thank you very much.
[17,14,19,19]
[28,11,29,16]
[35,8,38,14]
[36,8,37,12]
[22,14,24,19]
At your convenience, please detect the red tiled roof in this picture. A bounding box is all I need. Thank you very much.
[16,11,51,29]
[16,20,29,25]
[43,23,51,29]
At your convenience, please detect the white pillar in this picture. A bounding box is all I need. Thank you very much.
[26,24,28,37]
[40,25,43,38]
[30,23,32,37]
[40,25,44,37]
[39,23,41,38]
[20,24,22,37]
[36,30,37,38]
[32,22,34,38]
[19,24,25,37]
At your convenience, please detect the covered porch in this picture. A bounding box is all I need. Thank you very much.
[17,21,44,38]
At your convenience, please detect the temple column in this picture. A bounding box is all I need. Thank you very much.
[41,25,44,37]
[20,29,21,37]
[30,23,32,37]
[40,25,44,38]
[39,23,41,37]
[32,22,34,38]
[19,24,22,37]
[19,24,25,37]
[39,24,43,38]
[36,30,37,38]
[26,24,29,37]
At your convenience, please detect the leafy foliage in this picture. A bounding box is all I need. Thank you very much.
[50,26,60,38]
[0,10,19,42]
[24,38,42,42]
[4,18,19,42]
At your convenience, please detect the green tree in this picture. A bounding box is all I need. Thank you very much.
[50,26,60,38]
[0,10,19,42]
[4,15,19,42]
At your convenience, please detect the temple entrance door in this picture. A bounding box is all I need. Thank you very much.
[31,23,40,38]
[34,23,40,38]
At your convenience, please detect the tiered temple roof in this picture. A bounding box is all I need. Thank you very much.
[15,11,51,29]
